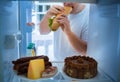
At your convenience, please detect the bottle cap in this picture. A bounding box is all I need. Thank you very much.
[27,43,35,49]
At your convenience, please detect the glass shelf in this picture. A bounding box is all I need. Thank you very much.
[14,62,112,82]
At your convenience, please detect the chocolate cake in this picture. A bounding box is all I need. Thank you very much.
[63,55,98,79]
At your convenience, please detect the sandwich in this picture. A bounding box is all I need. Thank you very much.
[48,6,72,31]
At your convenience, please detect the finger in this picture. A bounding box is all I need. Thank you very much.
[64,2,73,7]
[48,6,60,15]
[51,7,61,14]
[57,20,65,30]
[57,16,68,20]
[58,20,68,28]
[57,20,64,24]
[57,20,64,25]
[49,7,60,15]
[58,18,70,27]
[57,15,67,21]
[57,16,64,20]
[59,15,67,20]
[52,5,64,13]
[60,14,67,17]
[53,5,64,11]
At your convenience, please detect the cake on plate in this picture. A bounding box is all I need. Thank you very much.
[63,55,98,79]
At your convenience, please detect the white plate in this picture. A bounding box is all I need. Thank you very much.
[14,69,59,81]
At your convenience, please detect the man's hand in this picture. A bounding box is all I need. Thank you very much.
[27,22,35,26]
[47,5,64,17]
[57,14,72,34]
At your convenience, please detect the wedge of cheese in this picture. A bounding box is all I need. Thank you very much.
[27,59,45,80]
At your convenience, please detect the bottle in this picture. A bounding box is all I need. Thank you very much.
[27,43,36,56]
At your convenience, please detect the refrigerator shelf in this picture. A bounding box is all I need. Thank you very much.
[13,62,113,82]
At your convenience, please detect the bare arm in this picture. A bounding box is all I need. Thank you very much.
[66,31,87,55]
[57,14,87,55]
[39,14,51,34]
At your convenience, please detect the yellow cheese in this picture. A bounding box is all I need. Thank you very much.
[27,59,45,80]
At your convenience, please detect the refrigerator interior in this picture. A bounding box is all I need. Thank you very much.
[0,1,120,82]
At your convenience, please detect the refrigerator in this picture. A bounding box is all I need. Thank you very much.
[0,0,120,82]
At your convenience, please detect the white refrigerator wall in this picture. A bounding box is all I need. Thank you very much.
[0,1,19,82]
[87,4,120,82]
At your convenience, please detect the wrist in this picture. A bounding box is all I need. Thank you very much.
[65,30,73,37]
